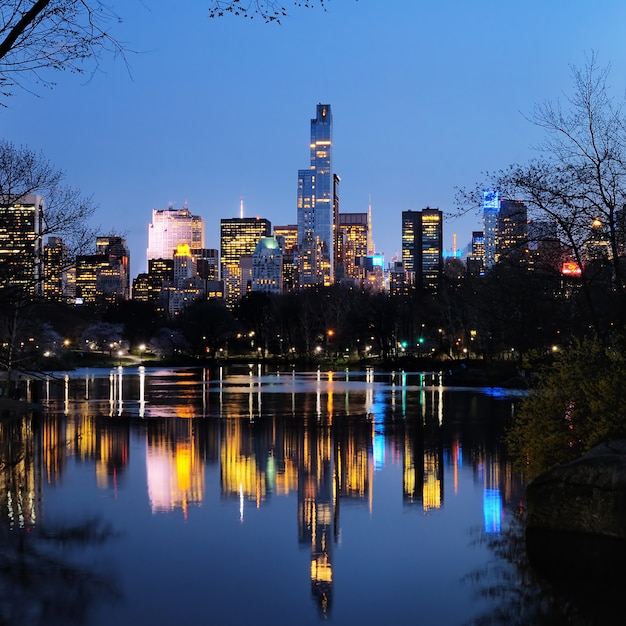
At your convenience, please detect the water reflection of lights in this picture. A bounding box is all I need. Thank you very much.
[483,488,502,533]
[139,366,146,418]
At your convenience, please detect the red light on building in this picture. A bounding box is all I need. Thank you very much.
[561,261,582,276]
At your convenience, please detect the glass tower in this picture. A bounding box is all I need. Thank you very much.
[297,104,334,287]
[482,190,499,270]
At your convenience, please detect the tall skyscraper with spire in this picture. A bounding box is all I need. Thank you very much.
[297,104,335,287]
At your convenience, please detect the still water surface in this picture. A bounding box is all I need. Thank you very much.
[3,366,530,625]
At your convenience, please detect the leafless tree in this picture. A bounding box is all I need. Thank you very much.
[457,54,626,334]
[0,139,97,394]
[0,0,125,100]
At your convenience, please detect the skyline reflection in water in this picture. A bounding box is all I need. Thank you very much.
[1,366,526,625]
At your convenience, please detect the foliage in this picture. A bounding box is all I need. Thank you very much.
[0,0,125,100]
[506,337,626,479]
[177,298,239,357]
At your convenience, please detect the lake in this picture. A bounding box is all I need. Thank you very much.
[0,365,610,625]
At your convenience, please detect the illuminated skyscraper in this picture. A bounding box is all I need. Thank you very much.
[220,217,271,307]
[297,104,334,287]
[401,208,443,291]
[337,212,369,283]
[0,194,44,295]
[147,204,204,264]
[43,236,69,302]
[482,190,499,269]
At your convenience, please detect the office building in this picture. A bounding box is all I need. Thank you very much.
[274,224,298,293]
[147,204,204,263]
[401,208,443,292]
[0,194,44,295]
[43,236,69,302]
[497,199,528,263]
[194,248,219,281]
[96,235,130,300]
[74,235,130,305]
[466,231,485,276]
[252,236,283,295]
[220,217,271,307]
[297,104,335,287]
[337,212,370,284]
[132,258,174,304]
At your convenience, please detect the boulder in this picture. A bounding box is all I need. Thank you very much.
[525,440,626,582]
[526,439,626,539]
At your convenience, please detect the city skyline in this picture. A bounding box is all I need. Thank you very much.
[3,2,625,279]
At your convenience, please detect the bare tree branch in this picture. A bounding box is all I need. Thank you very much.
[0,0,126,100]
[208,0,328,23]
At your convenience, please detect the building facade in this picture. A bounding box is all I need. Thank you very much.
[147,204,204,264]
[337,212,369,284]
[297,104,335,287]
[497,199,528,263]
[220,217,271,308]
[43,236,69,302]
[401,208,443,292]
[252,236,283,295]
[482,190,499,270]
[0,194,44,295]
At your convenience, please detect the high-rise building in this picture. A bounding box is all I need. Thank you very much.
[193,248,219,281]
[147,204,204,264]
[96,235,130,300]
[401,210,419,284]
[420,208,443,291]
[401,208,443,291]
[497,199,528,263]
[466,231,485,276]
[483,190,499,270]
[132,258,174,304]
[337,212,369,284]
[297,104,335,287]
[74,235,130,305]
[252,236,283,295]
[220,217,271,308]
[274,224,298,293]
[0,194,44,296]
[43,236,69,302]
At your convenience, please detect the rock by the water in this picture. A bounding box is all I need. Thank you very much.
[525,440,626,582]
[526,439,626,538]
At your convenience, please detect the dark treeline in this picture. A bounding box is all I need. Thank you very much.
[1,246,618,381]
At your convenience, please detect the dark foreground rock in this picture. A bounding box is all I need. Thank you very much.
[526,440,626,582]
[526,439,626,538]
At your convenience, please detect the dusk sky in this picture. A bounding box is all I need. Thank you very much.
[4,1,626,276]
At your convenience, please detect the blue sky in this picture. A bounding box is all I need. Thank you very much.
[4,0,626,276]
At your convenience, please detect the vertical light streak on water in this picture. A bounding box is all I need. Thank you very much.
[239,483,244,523]
[64,374,69,415]
[438,386,443,426]
[139,366,146,418]
[117,366,123,416]
[109,371,115,416]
